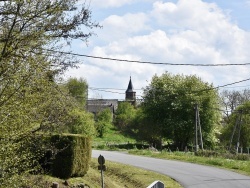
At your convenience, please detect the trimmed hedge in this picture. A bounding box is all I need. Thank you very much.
[50,134,92,179]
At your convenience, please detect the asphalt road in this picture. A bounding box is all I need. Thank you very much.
[92,150,250,188]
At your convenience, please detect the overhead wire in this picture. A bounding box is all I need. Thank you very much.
[89,77,250,97]
[89,87,142,91]
[89,87,143,97]
[46,49,250,104]
[45,49,250,67]
[45,49,250,93]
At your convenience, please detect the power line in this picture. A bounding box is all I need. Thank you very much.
[89,88,124,94]
[89,87,142,91]
[214,78,250,90]
[222,85,250,89]
[88,77,250,96]
[45,49,250,67]
[88,87,143,97]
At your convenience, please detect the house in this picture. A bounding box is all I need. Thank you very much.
[86,99,118,117]
[87,77,136,116]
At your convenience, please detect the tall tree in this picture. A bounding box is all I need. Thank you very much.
[95,108,113,138]
[220,101,250,150]
[65,77,88,107]
[0,0,99,186]
[138,72,221,149]
[67,108,96,137]
[114,102,136,131]
[220,89,250,122]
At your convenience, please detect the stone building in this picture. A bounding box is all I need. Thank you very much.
[86,99,118,118]
[86,77,137,116]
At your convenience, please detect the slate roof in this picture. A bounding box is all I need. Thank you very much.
[87,99,118,114]
[126,76,134,93]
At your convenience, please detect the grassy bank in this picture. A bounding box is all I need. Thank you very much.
[129,149,250,176]
[93,126,136,146]
[28,158,182,188]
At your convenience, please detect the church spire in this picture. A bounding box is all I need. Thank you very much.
[126,76,134,93]
[125,76,136,102]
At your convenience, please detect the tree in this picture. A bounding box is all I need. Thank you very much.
[220,101,250,150]
[138,72,221,149]
[67,108,96,137]
[114,102,136,131]
[65,77,88,107]
[0,0,99,186]
[220,89,250,122]
[62,78,95,136]
[95,109,113,138]
[0,71,78,186]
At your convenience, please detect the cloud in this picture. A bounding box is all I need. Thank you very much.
[246,0,250,7]
[98,13,149,41]
[150,0,250,64]
[89,0,134,9]
[67,0,250,99]
[89,0,156,9]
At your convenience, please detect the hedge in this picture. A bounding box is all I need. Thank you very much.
[49,134,92,179]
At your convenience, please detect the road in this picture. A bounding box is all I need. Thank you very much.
[92,150,250,188]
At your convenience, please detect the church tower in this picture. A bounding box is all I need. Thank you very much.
[125,76,136,102]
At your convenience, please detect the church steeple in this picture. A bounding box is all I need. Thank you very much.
[126,76,134,93]
[125,76,136,102]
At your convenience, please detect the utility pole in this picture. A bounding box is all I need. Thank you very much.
[195,104,199,152]
[236,111,243,154]
[197,105,204,150]
[229,110,243,152]
[195,104,203,151]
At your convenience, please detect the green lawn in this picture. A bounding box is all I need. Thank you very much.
[93,125,136,148]
[129,149,250,176]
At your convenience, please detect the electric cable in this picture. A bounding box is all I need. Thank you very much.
[45,49,250,67]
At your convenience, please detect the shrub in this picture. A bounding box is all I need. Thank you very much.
[50,134,91,179]
[195,150,219,157]
[195,150,250,161]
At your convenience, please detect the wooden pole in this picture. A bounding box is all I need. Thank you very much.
[197,105,203,150]
[101,168,104,188]
[195,104,199,152]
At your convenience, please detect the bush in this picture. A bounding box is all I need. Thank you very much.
[49,134,92,179]
[195,150,219,157]
[195,150,250,161]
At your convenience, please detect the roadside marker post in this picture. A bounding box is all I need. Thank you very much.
[98,155,106,188]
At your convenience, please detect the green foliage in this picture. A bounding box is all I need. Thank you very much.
[0,0,99,186]
[137,72,221,149]
[67,108,96,137]
[65,78,88,107]
[195,150,250,161]
[115,102,136,131]
[95,109,113,137]
[220,101,250,149]
[93,124,136,148]
[13,159,182,188]
[50,134,92,179]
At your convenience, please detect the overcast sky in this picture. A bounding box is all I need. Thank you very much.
[65,0,250,100]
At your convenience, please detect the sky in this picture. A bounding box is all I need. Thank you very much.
[65,0,250,100]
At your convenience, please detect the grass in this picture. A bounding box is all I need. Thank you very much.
[24,133,249,187]
[93,126,250,177]
[93,125,137,148]
[129,149,250,176]
[29,158,182,188]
